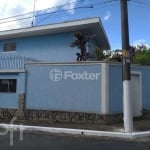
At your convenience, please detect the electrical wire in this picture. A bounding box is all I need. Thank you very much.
[0,6,94,26]
[128,0,150,10]
[129,0,150,7]
[1,0,150,28]
[0,0,116,26]
[36,0,119,25]
[0,0,89,21]
[36,5,93,25]
[36,3,118,26]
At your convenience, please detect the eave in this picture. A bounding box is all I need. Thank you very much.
[0,17,110,50]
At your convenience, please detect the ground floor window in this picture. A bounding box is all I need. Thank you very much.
[0,79,17,93]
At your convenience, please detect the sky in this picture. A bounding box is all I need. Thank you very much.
[0,0,150,50]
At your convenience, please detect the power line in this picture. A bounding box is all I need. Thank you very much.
[0,0,87,21]
[36,5,93,25]
[0,6,93,26]
[91,0,119,8]
[36,0,119,25]
[0,0,93,27]
[36,4,116,25]
[129,0,150,7]
[0,0,149,24]
[2,0,150,28]
[128,0,150,10]
[129,4,150,11]
[0,0,116,27]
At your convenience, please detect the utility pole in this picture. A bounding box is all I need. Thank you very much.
[120,0,133,132]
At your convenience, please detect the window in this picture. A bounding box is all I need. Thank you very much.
[0,79,17,93]
[3,43,16,52]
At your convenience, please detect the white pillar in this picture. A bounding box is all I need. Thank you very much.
[123,80,133,132]
[101,63,109,114]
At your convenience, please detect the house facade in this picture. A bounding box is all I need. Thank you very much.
[0,17,110,62]
[0,17,149,123]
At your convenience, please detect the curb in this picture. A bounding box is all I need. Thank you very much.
[0,124,150,139]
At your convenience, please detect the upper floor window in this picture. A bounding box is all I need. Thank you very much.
[0,79,17,93]
[3,43,16,52]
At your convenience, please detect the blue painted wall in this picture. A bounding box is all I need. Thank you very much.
[109,64,150,113]
[0,72,25,109]
[109,64,123,113]
[0,62,149,113]
[0,32,80,62]
[25,63,101,113]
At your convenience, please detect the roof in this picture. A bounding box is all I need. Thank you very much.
[0,17,110,50]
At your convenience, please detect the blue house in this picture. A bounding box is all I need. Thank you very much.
[0,17,110,62]
[0,17,149,122]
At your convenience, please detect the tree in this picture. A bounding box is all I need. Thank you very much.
[132,49,150,65]
[70,31,95,61]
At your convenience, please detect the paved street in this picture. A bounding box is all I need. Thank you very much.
[0,132,150,150]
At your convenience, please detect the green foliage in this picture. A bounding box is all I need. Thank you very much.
[94,48,105,61]
[70,31,96,61]
[132,50,150,65]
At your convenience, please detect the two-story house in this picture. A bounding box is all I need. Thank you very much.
[0,17,149,123]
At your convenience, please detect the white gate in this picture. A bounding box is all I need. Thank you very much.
[131,72,142,117]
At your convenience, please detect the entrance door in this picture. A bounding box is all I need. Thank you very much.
[131,73,142,117]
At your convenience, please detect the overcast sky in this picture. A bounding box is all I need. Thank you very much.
[0,0,150,50]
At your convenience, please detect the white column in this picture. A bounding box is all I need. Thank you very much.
[101,63,109,114]
[123,80,133,132]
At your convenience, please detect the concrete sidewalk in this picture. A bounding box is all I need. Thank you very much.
[0,123,150,140]
[0,116,150,132]
[0,117,150,140]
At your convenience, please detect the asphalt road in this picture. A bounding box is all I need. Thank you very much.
[0,132,150,150]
